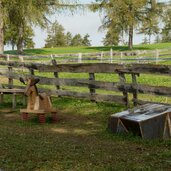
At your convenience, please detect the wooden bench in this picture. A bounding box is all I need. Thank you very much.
[0,88,25,109]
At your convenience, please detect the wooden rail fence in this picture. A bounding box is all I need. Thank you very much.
[1,48,171,64]
[1,61,171,107]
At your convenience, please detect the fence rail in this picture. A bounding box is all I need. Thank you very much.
[1,48,171,64]
[1,61,171,107]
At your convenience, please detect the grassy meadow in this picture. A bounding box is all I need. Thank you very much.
[1,43,171,171]
[4,42,171,55]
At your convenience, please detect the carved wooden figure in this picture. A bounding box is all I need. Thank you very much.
[20,78,58,123]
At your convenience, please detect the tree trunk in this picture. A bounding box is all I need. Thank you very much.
[128,25,133,50]
[149,34,151,44]
[12,43,15,50]
[0,1,4,54]
[17,25,24,54]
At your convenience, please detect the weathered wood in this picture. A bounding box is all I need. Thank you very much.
[108,103,171,139]
[119,73,129,107]
[8,66,13,89]
[3,72,171,98]
[89,73,95,94]
[55,90,126,104]
[29,68,35,76]
[52,59,60,90]
[38,63,171,75]
[132,73,138,106]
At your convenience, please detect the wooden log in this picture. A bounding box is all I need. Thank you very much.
[37,63,171,75]
[3,72,171,98]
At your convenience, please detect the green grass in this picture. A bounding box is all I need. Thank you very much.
[4,43,171,56]
[1,96,171,171]
[1,43,171,170]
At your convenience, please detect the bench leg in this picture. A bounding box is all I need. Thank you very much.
[51,112,58,123]
[21,113,29,121]
[38,114,46,124]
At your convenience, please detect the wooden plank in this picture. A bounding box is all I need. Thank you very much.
[3,72,171,97]
[20,109,45,114]
[132,99,171,106]
[2,61,171,75]
[0,89,24,93]
[53,90,125,104]
[37,63,171,75]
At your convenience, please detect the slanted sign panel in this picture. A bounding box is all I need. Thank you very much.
[108,104,171,139]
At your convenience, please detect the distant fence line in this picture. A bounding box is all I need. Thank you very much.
[1,48,171,64]
[1,61,171,106]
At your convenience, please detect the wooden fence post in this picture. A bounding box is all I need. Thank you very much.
[119,73,129,107]
[110,48,113,63]
[78,53,82,63]
[8,66,13,89]
[52,59,60,91]
[101,52,103,63]
[19,55,24,62]
[89,73,95,101]
[120,52,123,64]
[6,54,10,61]
[132,73,139,106]
[155,49,159,64]
[29,68,35,76]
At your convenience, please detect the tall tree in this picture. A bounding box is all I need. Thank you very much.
[4,23,35,50]
[71,34,83,46]
[161,8,171,42]
[92,0,160,49]
[66,32,72,46]
[0,0,77,54]
[45,21,66,47]
[82,34,91,46]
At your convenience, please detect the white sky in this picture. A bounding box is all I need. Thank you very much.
[5,0,170,50]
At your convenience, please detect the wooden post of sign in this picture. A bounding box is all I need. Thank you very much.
[89,73,95,101]
[132,73,139,106]
[119,73,129,107]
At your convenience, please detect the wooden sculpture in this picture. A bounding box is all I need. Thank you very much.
[20,77,58,123]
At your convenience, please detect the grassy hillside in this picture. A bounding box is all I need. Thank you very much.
[5,42,171,55]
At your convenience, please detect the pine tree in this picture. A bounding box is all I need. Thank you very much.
[71,34,83,46]
[82,34,91,46]
[66,32,72,46]
[45,21,66,47]
[92,0,160,49]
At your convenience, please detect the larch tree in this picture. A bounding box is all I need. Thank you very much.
[92,0,160,49]
[0,0,77,54]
